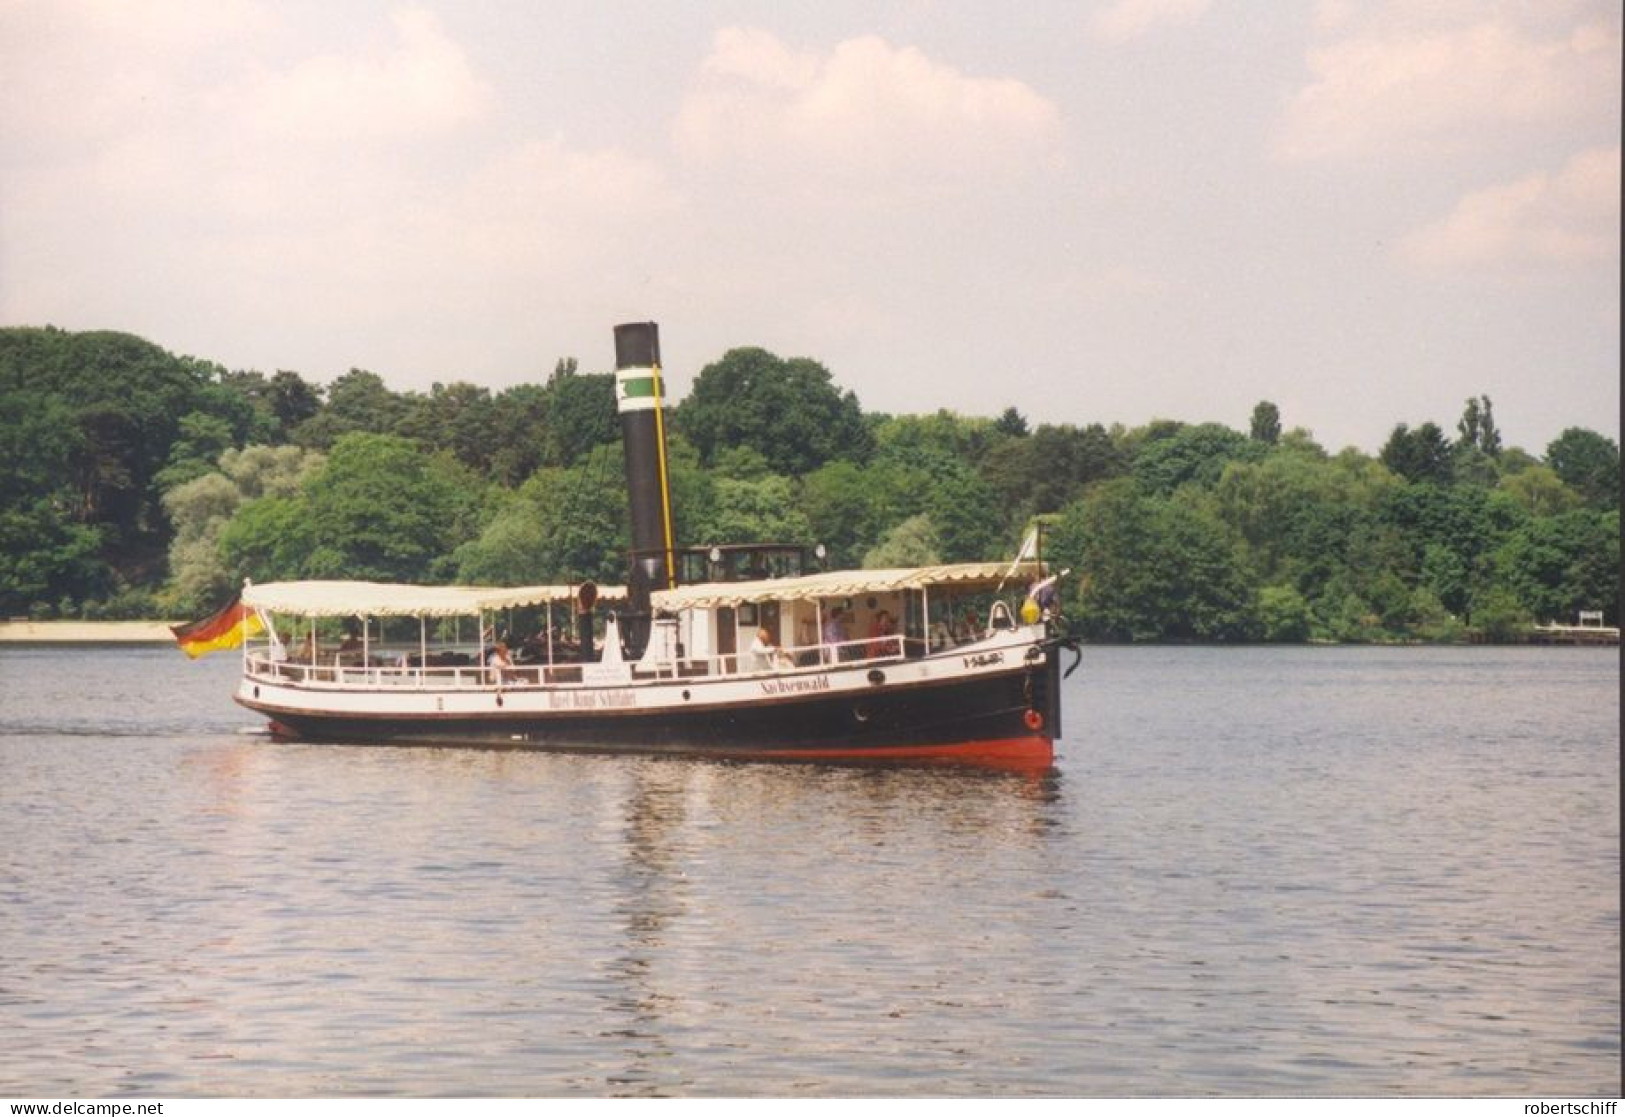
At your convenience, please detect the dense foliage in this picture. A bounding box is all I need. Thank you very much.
[2,326,1617,641]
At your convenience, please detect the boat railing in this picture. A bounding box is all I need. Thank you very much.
[244,632,914,690]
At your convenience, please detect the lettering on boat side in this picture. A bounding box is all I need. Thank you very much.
[547,689,639,710]
[963,652,1006,669]
[758,675,832,697]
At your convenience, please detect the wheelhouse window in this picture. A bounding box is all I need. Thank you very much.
[675,544,810,585]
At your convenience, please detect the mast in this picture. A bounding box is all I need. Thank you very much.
[614,321,678,658]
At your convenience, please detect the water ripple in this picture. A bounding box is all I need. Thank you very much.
[0,645,1617,1095]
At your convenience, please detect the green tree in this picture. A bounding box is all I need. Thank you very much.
[1380,422,1454,484]
[395,382,498,475]
[1456,395,1501,455]
[268,370,324,437]
[1131,422,1265,495]
[1497,465,1580,518]
[154,411,236,491]
[1378,481,1522,621]
[163,472,244,610]
[0,388,105,613]
[0,327,221,595]
[979,422,1124,524]
[864,514,941,568]
[872,410,1001,469]
[1544,428,1620,509]
[995,406,1030,438]
[455,446,628,586]
[689,474,812,548]
[677,347,872,474]
[163,445,326,612]
[485,383,552,486]
[800,461,889,568]
[290,369,408,450]
[1052,480,1257,641]
[540,371,618,467]
[218,494,316,585]
[298,433,477,582]
[1256,584,1310,642]
[1249,401,1282,445]
[1492,509,1620,625]
[924,468,1003,561]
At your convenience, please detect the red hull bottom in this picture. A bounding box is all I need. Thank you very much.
[738,735,1053,768]
[265,719,1051,770]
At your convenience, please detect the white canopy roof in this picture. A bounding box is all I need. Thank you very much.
[650,561,1044,612]
[243,580,625,618]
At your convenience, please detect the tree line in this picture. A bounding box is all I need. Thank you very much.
[1,326,1617,641]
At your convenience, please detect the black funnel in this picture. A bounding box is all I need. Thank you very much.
[613,321,676,656]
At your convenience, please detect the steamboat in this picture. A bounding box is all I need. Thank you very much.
[232,323,1077,766]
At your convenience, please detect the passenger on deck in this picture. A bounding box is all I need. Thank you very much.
[823,608,846,643]
[822,608,850,660]
[337,631,364,664]
[749,627,789,671]
[1025,569,1069,621]
[487,641,514,684]
[867,609,897,656]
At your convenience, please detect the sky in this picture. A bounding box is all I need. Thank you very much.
[1,0,1618,455]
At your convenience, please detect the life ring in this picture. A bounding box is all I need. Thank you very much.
[1024,709,1043,731]
[987,600,1014,633]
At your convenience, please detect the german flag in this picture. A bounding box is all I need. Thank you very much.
[171,597,264,658]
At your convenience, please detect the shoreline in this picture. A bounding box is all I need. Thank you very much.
[0,620,179,643]
[1,620,1614,647]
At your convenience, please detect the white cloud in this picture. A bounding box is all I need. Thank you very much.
[245,7,493,142]
[0,0,268,152]
[1277,7,1620,161]
[1399,145,1621,273]
[0,2,679,382]
[674,28,1060,182]
[1091,0,1212,43]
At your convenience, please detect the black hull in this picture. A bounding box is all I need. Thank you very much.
[247,655,1062,767]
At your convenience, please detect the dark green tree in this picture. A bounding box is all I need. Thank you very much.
[1249,401,1282,444]
[482,383,550,485]
[1492,510,1620,625]
[1456,395,1501,456]
[1131,422,1265,495]
[0,328,219,593]
[395,382,498,475]
[923,468,1003,562]
[1544,428,1620,509]
[1051,480,1257,641]
[290,369,408,450]
[268,370,323,437]
[980,422,1125,524]
[454,445,628,586]
[542,371,618,467]
[995,406,1030,438]
[1378,481,1523,621]
[1380,422,1454,484]
[154,411,237,491]
[799,461,888,568]
[676,347,872,475]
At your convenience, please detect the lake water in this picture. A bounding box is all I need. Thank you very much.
[1,644,1617,1097]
